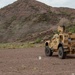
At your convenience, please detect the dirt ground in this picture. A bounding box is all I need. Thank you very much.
[0,47,75,75]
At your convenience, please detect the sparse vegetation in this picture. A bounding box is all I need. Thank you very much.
[30,5,39,11]
[34,38,42,43]
[68,26,75,33]
[11,15,17,21]
[60,11,71,16]
[37,13,50,22]
[70,16,75,20]
[0,42,43,49]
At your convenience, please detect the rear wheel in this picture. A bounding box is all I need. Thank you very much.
[45,46,53,56]
[58,46,66,59]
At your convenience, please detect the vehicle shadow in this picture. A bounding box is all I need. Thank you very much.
[52,54,75,59]
[52,55,58,58]
[66,55,75,59]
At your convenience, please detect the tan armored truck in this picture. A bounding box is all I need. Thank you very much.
[45,25,75,59]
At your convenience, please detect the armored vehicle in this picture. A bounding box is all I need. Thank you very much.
[45,25,75,59]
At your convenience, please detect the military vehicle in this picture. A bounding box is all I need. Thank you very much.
[45,25,75,59]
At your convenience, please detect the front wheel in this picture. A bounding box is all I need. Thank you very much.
[58,47,66,59]
[45,46,53,56]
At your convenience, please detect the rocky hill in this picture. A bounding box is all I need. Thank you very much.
[0,0,75,43]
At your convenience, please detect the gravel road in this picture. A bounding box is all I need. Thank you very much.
[0,47,75,75]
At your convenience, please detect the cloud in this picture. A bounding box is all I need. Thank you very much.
[36,0,75,9]
[49,0,68,6]
[0,0,17,8]
[0,0,75,9]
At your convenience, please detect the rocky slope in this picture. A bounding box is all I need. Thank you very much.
[0,0,75,43]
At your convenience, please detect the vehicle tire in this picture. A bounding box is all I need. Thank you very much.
[45,46,53,56]
[58,46,66,59]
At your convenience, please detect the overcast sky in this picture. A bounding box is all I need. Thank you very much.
[0,0,17,8]
[37,0,75,9]
[0,0,75,9]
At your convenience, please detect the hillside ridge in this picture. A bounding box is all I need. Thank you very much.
[0,0,75,42]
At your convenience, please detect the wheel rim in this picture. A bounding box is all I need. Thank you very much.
[59,47,63,57]
[59,50,63,56]
[45,48,49,54]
